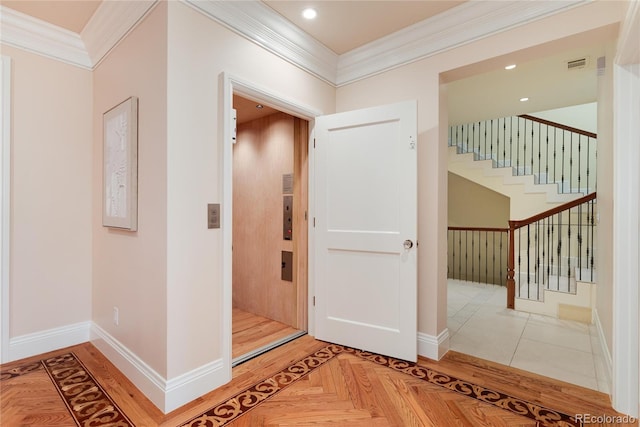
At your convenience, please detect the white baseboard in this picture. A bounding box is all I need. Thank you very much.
[91,323,228,413]
[593,309,613,391]
[417,329,450,361]
[90,323,166,410]
[164,354,227,413]
[12,321,440,413]
[9,321,91,361]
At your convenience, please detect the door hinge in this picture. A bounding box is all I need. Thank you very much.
[313,217,316,227]
[313,296,316,306]
[305,211,308,221]
[313,138,316,148]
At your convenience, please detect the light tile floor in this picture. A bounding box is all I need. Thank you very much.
[447,279,610,394]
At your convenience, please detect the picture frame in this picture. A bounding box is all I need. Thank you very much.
[102,96,138,231]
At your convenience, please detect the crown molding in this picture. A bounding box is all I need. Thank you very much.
[336,0,588,86]
[1,0,589,85]
[81,0,158,68]
[182,0,587,87]
[0,1,157,70]
[0,5,91,69]
[183,0,338,85]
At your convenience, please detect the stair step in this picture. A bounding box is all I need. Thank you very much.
[516,276,576,301]
[449,144,594,195]
[575,268,597,282]
[515,266,596,302]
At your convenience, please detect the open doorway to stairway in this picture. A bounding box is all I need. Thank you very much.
[442,36,611,395]
[231,94,309,365]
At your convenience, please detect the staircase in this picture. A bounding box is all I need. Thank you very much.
[448,114,598,322]
[516,267,596,322]
[448,146,580,218]
[507,192,597,322]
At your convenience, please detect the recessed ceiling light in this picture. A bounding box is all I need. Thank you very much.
[520,97,529,102]
[256,104,264,109]
[505,64,517,70]
[302,8,317,20]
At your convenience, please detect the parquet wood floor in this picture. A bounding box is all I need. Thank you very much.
[226,353,537,426]
[1,335,635,426]
[0,364,76,426]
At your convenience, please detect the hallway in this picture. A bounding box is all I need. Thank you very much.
[447,279,610,394]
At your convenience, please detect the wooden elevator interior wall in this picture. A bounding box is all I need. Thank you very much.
[233,112,298,328]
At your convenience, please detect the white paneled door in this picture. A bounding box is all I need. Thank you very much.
[314,100,417,362]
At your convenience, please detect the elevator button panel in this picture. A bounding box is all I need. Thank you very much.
[283,195,293,240]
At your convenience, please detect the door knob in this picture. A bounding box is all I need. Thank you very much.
[403,239,414,249]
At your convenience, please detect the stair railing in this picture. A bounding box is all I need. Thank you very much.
[447,227,509,287]
[449,115,597,195]
[506,192,597,308]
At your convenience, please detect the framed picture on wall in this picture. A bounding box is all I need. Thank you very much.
[102,96,138,231]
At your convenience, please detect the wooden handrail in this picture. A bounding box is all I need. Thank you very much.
[448,226,509,233]
[506,191,597,310]
[518,114,597,139]
[509,192,597,230]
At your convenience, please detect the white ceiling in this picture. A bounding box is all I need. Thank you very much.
[263,1,464,54]
[2,0,101,33]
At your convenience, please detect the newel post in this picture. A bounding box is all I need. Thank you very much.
[507,220,516,309]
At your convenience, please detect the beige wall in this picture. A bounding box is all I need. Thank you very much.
[233,112,296,326]
[530,102,598,134]
[447,173,510,286]
[165,1,335,378]
[4,45,92,337]
[448,172,510,228]
[92,3,168,376]
[336,1,623,340]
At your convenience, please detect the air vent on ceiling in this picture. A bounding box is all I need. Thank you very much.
[567,57,588,70]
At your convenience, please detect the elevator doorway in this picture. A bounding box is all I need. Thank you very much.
[231,94,309,365]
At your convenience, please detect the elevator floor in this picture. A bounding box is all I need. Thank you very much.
[232,308,302,360]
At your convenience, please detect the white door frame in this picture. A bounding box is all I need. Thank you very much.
[611,1,640,416]
[612,60,640,417]
[219,72,323,377]
[0,56,11,363]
